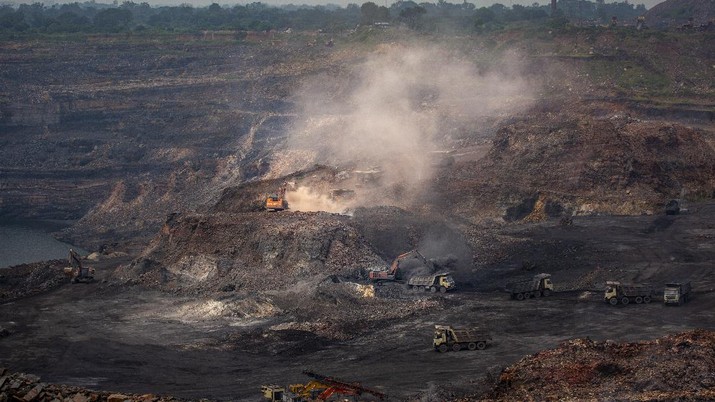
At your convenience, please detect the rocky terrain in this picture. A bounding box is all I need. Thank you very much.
[0,368,183,402]
[483,329,715,401]
[1,20,715,402]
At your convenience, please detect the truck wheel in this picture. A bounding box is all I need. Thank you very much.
[635,296,643,304]
[452,344,461,352]
[643,296,651,304]
[542,289,551,297]
[439,286,447,293]
[621,297,630,305]
[476,341,486,350]
[516,293,525,301]
[430,286,437,293]
[467,342,477,351]
[608,297,618,306]
[438,344,448,353]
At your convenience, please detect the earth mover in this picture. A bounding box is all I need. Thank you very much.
[433,325,491,352]
[506,273,553,300]
[262,371,385,401]
[265,182,288,211]
[604,281,655,305]
[664,281,692,306]
[368,249,433,283]
[408,273,456,293]
[63,248,95,284]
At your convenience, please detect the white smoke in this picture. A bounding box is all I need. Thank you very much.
[273,44,534,210]
[285,186,345,213]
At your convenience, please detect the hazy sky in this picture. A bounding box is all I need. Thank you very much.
[13,0,662,9]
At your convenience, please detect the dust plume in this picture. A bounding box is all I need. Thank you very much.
[273,43,534,210]
[285,186,345,213]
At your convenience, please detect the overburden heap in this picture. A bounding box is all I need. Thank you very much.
[483,329,715,401]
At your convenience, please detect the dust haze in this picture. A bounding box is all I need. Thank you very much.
[271,44,535,211]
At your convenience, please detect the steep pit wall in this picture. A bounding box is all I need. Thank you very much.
[438,111,715,222]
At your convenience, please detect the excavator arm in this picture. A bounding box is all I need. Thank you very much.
[369,249,430,281]
[303,371,385,401]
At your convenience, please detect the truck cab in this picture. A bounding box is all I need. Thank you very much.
[437,274,456,291]
[604,281,620,302]
[535,273,554,292]
[664,282,691,305]
[433,325,453,349]
[261,385,285,401]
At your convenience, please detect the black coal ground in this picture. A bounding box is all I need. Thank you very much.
[1,204,714,401]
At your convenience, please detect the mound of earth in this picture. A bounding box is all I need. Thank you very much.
[645,0,715,28]
[212,165,338,213]
[0,367,183,402]
[0,260,67,301]
[113,211,386,295]
[439,113,715,221]
[475,329,715,401]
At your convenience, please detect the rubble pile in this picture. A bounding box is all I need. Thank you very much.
[113,211,385,294]
[0,260,67,301]
[0,368,183,402]
[482,329,715,401]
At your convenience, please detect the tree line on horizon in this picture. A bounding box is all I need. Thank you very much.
[0,0,647,36]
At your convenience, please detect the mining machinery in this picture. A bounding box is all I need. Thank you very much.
[266,182,289,211]
[64,248,95,284]
[262,371,386,401]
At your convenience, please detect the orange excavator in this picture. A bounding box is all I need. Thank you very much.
[262,371,385,401]
[265,182,289,211]
[368,249,432,283]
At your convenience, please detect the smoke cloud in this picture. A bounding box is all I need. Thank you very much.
[272,43,534,211]
[285,186,344,213]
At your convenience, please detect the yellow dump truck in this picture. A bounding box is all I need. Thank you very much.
[433,325,491,352]
[604,281,655,305]
[408,273,456,293]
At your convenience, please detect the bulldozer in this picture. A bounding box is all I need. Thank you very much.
[265,182,289,211]
[63,249,95,284]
